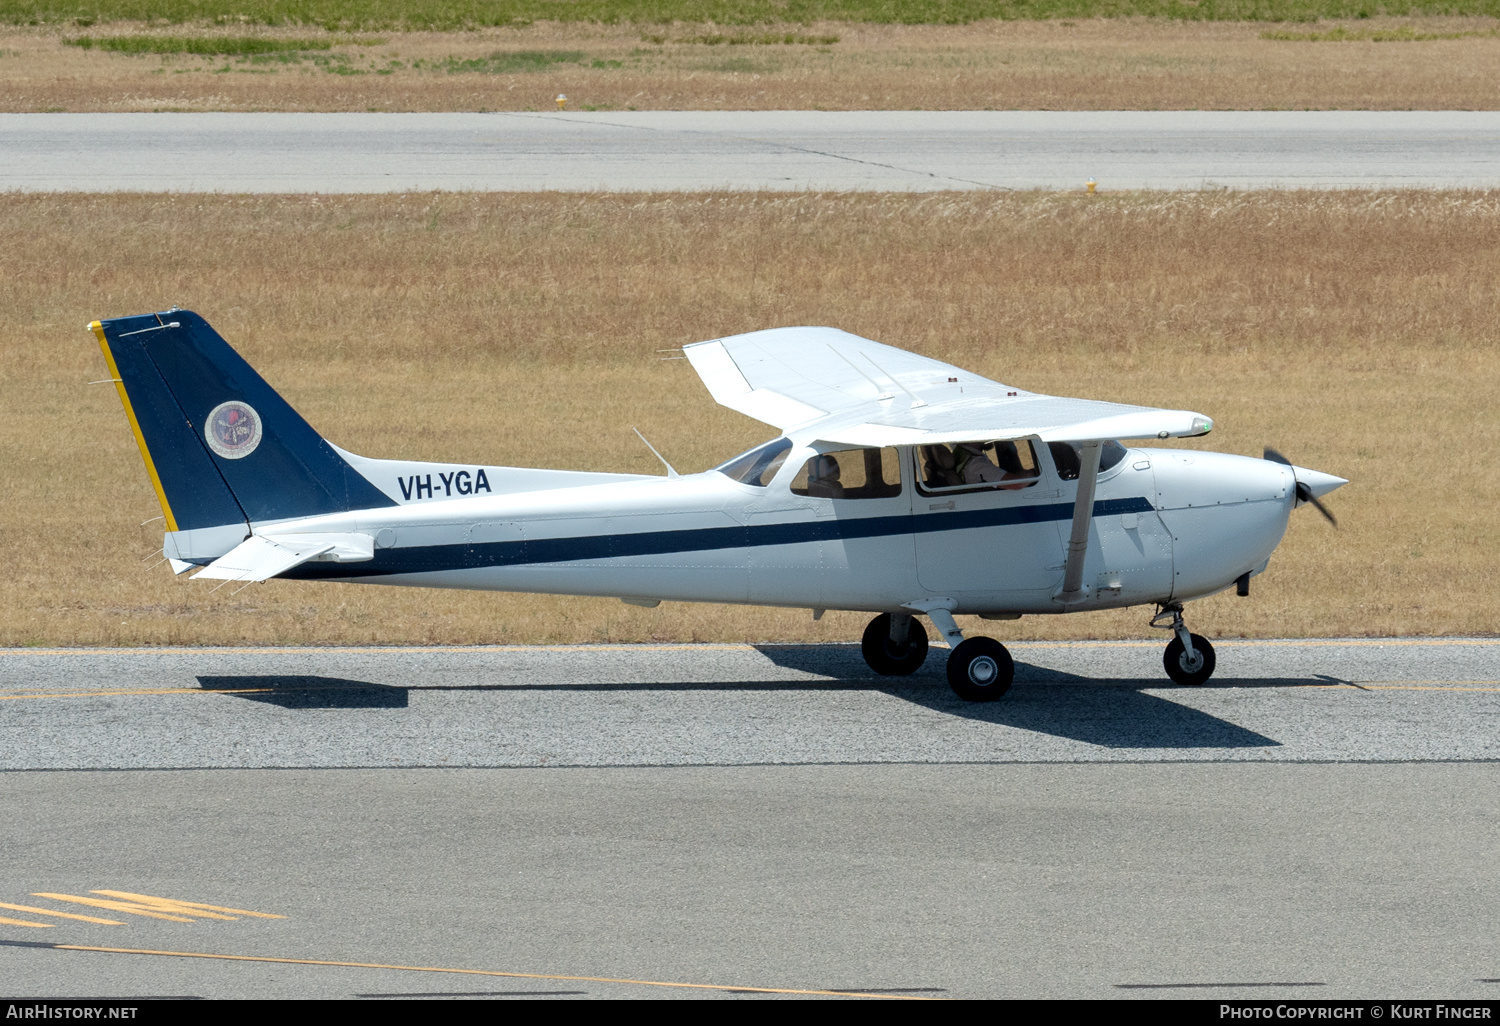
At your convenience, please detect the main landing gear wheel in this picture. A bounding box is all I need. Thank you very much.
[1164,633,1216,686]
[861,613,930,676]
[946,637,1015,702]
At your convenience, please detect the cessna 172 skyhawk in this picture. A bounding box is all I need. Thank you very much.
[93,309,1345,701]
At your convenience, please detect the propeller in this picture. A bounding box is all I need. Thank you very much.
[1264,447,1338,527]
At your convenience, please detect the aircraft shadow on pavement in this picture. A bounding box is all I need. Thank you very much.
[891,679,1281,749]
[196,675,408,709]
[754,646,1283,749]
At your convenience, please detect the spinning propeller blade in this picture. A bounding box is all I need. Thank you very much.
[1295,482,1337,526]
[1264,447,1338,527]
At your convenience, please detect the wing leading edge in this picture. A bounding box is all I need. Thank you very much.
[683,327,1212,444]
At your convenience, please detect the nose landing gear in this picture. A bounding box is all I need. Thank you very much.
[1151,603,1217,686]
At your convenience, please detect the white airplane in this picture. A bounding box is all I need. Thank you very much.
[92,310,1345,701]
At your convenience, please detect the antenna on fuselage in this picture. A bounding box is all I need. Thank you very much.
[632,427,680,478]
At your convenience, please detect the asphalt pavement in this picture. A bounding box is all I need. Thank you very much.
[5,111,1499,192]
[2,763,1498,1000]
[4,641,1497,1000]
[2,640,1497,769]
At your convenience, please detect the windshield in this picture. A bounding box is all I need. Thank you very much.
[715,438,793,487]
[1048,440,1129,480]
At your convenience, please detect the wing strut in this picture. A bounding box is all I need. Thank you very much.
[1057,441,1103,604]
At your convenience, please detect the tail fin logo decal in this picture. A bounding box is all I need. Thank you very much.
[205,401,263,460]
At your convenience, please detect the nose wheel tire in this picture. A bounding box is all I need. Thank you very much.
[946,637,1014,701]
[1163,634,1216,686]
[861,613,930,676]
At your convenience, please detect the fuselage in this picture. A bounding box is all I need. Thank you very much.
[248,439,1295,617]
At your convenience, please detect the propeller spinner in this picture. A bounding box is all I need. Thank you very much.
[1264,447,1344,526]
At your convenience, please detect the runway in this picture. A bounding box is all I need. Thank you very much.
[3,641,1499,999]
[5,111,1500,192]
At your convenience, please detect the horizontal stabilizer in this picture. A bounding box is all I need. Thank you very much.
[191,533,373,582]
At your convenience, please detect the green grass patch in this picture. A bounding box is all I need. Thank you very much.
[65,34,338,53]
[645,31,841,43]
[421,49,585,73]
[1261,22,1500,34]
[8,0,1499,30]
[703,54,776,70]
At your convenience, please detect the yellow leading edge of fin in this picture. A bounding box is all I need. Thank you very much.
[92,320,178,533]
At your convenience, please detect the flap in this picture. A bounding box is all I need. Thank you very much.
[818,407,1213,448]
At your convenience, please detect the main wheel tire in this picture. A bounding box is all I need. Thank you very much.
[861,613,930,676]
[946,637,1015,701]
[1163,633,1216,686]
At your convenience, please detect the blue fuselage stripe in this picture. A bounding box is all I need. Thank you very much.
[281,496,1155,580]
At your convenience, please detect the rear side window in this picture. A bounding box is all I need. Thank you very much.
[716,438,792,487]
[790,447,902,500]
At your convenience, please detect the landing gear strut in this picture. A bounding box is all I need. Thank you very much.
[1151,603,1217,686]
[917,605,1015,702]
[861,609,1016,701]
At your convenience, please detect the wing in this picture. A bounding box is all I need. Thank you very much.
[683,327,1212,445]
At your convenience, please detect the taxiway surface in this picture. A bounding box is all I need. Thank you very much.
[4,111,1499,192]
[4,641,1497,999]
[2,640,1497,769]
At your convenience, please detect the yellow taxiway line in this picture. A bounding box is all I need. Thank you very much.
[4,681,1500,701]
[3,638,1499,658]
[0,901,124,925]
[0,687,276,701]
[1330,683,1500,693]
[42,943,931,999]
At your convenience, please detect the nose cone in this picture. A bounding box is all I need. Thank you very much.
[1292,466,1347,500]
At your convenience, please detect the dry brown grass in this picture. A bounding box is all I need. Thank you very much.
[4,17,1500,112]
[3,190,1498,647]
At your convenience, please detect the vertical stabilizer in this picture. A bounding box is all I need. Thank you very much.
[93,310,395,556]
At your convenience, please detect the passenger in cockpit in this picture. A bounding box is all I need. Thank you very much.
[804,454,846,499]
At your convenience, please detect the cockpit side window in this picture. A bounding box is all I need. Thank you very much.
[715,438,792,487]
[1048,440,1128,481]
[790,447,902,500]
[918,440,1041,495]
